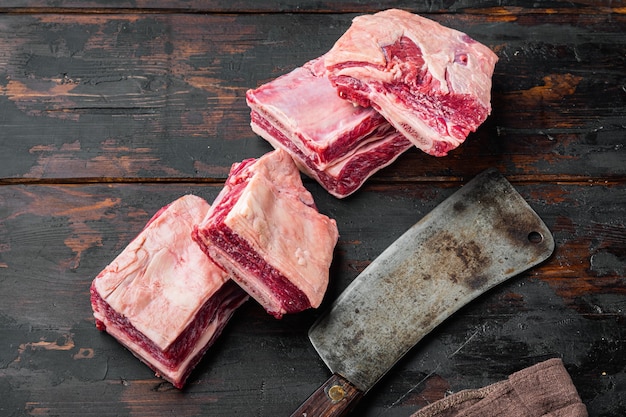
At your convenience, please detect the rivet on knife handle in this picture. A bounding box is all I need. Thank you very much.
[290,373,363,417]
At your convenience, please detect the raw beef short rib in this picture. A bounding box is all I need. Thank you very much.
[193,149,339,318]
[90,194,248,389]
[246,57,413,198]
[324,9,499,156]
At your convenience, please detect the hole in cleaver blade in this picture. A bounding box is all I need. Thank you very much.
[308,168,556,395]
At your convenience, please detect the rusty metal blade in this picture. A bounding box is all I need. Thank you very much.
[309,169,555,393]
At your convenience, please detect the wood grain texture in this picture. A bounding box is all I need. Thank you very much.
[0,1,623,12]
[0,3,624,417]
[0,181,624,416]
[0,11,623,182]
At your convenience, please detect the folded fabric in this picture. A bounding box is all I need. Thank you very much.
[410,358,588,417]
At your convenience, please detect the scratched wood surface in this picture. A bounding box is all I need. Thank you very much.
[0,2,624,417]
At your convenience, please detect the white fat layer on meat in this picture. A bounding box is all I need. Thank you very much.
[326,9,497,107]
[251,118,411,198]
[93,195,229,350]
[245,57,388,170]
[324,9,498,155]
[94,296,241,386]
[223,150,338,309]
[209,249,283,316]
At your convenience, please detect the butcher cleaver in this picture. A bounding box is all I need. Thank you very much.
[291,168,555,417]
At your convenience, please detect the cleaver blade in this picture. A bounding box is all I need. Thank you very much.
[291,169,555,417]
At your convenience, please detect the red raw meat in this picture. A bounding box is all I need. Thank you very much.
[193,149,339,319]
[90,194,248,389]
[324,9,499,156]
[246,57,412,198]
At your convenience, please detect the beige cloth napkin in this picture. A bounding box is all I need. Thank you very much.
[410,358,588,417]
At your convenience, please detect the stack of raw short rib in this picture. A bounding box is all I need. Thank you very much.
[247,9,498,198]
[90,9,499,390]
[91,150,339,389]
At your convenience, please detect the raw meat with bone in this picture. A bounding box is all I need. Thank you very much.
[90,194,248,389]
[246,57,412,199]
[246,10,497,198]
[324,9,498,156]
[193,149,339,319]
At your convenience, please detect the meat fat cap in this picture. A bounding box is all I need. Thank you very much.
[324,9,498,102]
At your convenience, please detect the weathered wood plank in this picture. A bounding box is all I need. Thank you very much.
[0,181,623,416]
[0,12,624,182]
[0,4,624,417]
[0,1,623,13]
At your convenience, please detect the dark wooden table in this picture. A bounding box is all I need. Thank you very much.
[0,2,624,416]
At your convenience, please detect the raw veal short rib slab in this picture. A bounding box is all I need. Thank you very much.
[324,9,499,156]
[193,149,339,318]
[246,57,413,198]
[90,194,248,389]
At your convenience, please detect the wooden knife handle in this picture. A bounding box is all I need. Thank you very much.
[290,373,364,417]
